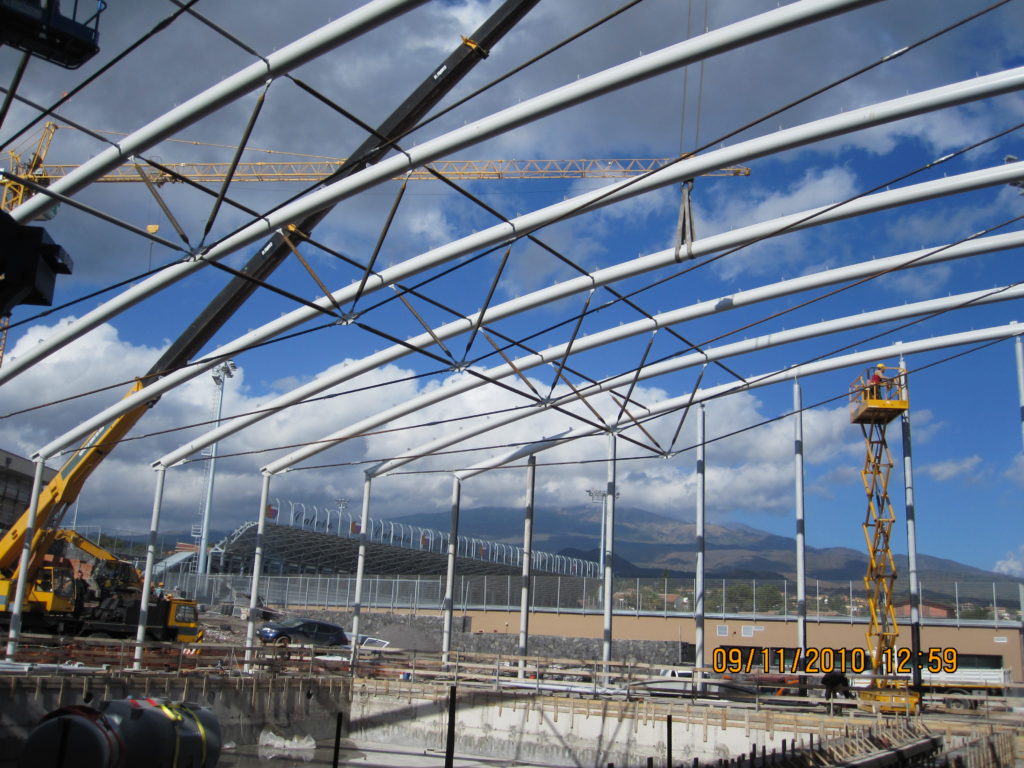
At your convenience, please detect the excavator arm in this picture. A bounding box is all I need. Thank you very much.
[0,381,147,579]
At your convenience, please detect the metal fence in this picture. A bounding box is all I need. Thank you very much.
[173,572,1023,625]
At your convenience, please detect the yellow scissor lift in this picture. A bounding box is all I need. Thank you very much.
[849,364,920,713]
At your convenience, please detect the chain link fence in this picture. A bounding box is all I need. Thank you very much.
[174,572,1023,625]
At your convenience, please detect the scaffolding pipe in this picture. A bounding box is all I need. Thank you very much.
[243,472,272,671]
[133,466,166,670]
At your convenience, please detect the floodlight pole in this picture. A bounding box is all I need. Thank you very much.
[197,360,235,588]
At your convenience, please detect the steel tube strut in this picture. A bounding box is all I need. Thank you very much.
[11,0,431,222]
[0,0,914,389]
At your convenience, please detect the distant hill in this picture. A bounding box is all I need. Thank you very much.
[393,504,1018,586]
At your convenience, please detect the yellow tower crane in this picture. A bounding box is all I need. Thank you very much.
[1,122,749,205]
[848,363,919,713]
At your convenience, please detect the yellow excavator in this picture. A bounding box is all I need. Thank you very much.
[0,517,201,642]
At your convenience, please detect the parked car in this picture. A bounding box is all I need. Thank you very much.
[257,618,348,647]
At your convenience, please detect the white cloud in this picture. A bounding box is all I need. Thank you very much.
[919,455,982,482]
[1004,454,1024,488]
[994,545,1024,578]
[697,165,860,281]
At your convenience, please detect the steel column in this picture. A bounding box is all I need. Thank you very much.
[1016,333,1024,452]
[602,432,617,663]
[243,472,272,671]
[350,473,372,663]
[900,357,922,691]
[695,404,706,687]
[5,458,46,657]
[794,379,807,653]
[134,466,166,669]
[442,476,461,663]
[519,456,536,668]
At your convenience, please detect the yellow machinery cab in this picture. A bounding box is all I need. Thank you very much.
[165,596,203,643]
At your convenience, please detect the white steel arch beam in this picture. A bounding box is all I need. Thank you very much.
[1,3,1003,390]
[262,279,1024,474]
[153,164,1024,470]
[373,284,1024,479]
[10,0,431,222]
[28,74,1024,462]
[453,322,1024,481]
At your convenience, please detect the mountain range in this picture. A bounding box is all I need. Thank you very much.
[394,504,1017,587]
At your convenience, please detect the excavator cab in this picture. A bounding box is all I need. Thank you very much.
[0,0,106,69]
[25,563,76,613]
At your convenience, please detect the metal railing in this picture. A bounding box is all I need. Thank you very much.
[164,572,1023,626]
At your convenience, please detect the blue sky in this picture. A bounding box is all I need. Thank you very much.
[1,0,1022,574]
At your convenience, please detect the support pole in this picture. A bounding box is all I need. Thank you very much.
[5,458,46,658]
[244,472,272,671]
[442,476,461,664]
[793,379,807,653]
[1016,333,1024,453]
[134,466,166,670]
[695,404,706,688]
[602,432,618,664]
[900,359,922,691]
[350,473,372,665]
[518,456,536,670]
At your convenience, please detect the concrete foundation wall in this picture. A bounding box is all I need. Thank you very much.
[347,684,800,767]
